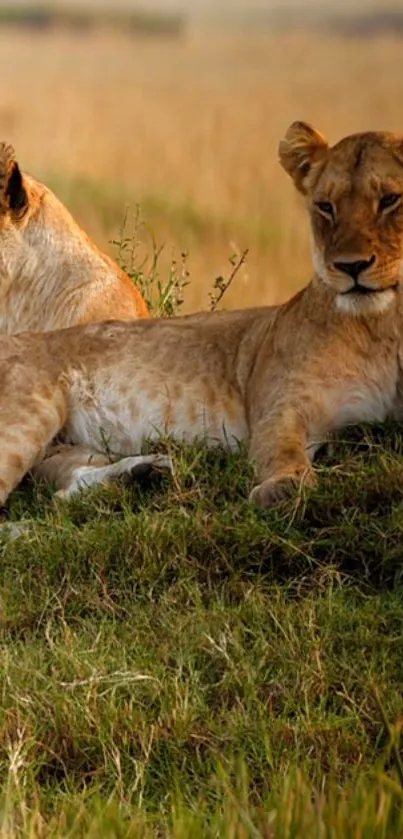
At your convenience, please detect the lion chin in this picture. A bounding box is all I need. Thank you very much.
[335,287,397,316]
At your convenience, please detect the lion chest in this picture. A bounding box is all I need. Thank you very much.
[325,374,396,431]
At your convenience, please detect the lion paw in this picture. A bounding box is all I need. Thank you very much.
[249,469,318,509]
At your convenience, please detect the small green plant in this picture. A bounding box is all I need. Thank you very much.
[112,207,190,318]
[112,207,248,317]
[209,247,249,311]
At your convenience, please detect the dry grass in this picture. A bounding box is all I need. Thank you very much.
[3,28,403,309]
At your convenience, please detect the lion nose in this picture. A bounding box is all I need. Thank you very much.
[333,255,376,281]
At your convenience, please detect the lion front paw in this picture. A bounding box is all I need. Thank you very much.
[249,469,318,509]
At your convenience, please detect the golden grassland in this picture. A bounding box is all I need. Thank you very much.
[3,27,403,310]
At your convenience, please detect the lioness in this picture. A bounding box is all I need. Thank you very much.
[2,122,403,509]
[0,142,148,333]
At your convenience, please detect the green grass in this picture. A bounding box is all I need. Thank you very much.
[1,424,403,836]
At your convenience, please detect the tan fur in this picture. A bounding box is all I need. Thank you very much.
[0,141,148,335]
[0,297,400,508]
[1,127,403,510]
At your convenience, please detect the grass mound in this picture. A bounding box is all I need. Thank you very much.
[1,425,403,836]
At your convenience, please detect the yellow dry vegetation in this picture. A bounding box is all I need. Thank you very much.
[2,28,403,310]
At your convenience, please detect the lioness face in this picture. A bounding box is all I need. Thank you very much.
[279,122,403,315]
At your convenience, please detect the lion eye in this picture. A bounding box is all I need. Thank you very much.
[379,193,401,212]
[315,200,335,219]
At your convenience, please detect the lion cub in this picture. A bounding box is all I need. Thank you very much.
[1,122,403,509]
[0,142,148,334]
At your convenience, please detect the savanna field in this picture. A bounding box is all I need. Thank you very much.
[2,19,403,837]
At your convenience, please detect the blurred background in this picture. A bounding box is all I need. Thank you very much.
[1,0,403,311]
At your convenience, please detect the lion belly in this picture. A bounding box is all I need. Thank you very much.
[63,372,248,455]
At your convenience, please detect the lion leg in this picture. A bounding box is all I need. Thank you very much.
[33,443,173,500]
[249,409,319,508]
[0,384,68,507]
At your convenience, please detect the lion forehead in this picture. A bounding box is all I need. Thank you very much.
[315,135,403,199]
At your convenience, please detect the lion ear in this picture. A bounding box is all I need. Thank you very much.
[0,143,28,215]
[278,121,328,194]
